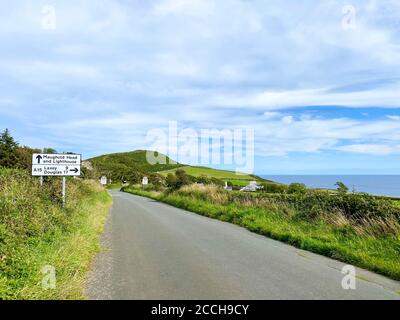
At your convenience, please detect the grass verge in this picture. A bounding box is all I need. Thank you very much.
[0,169,112,299]
[123,185,400,281]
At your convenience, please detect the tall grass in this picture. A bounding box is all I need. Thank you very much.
[0,168,112,299]
[123,184,400,280]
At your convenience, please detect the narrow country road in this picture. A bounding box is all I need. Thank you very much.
[85,190,400,300]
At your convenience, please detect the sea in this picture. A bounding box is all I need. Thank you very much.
[260,175,400,197]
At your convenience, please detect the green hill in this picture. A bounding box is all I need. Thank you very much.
[86,150,183,180]
[86,150,268,186]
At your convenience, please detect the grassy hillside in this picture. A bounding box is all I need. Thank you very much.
[158,166,267,186]
[87,150,268,187]
[86,150,183,180]
[0,168,112,299]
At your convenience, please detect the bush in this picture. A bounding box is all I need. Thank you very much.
[287,183,307,194]
[166,173,177,188]
[175,169,191,188]
[335,181,349,194]
[165,169,196,190]
[193,175,224,187]
[262,182,288,194]
[196,174,211,184]
[257,191,400,221]
[171,183,400,223]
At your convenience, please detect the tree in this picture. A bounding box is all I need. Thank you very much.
[15,146,41,170]
[0,129,19,168]
[335,181,349,194]
[43,148,57,154]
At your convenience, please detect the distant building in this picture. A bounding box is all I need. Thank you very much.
[224,181,232,191]
[240,181,261,192]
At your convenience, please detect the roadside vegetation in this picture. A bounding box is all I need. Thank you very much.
[0,129,112,299]
[122,169,400,280]
[0,168,111,299]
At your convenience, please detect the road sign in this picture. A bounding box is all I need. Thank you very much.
[32,153,81,207]
[100,176,107,185]
[32,165,81,176]
[32,153,81,177]
[142,176,148,185]
[32,153,81,165]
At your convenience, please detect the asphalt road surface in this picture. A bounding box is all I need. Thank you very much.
[85,190,400,300]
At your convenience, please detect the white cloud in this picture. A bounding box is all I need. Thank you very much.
[1,0,400,164]
[263,111,281,119]
[281,116,294,124]
[336,144,400,155]
[386,115,400,121]
[152,0,215,17]
[209,86,400,109]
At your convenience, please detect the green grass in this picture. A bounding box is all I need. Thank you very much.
[122,185,400,281]
[88,150,183,175]
[225,179,253,187]
[159,165,264,182]
[106,183,123,190]
[0,168,112,299]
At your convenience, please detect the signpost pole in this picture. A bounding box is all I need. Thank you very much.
[62,177,66,207]
[40,176,43,186]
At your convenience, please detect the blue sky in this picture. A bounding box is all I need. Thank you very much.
[1,0,400,174]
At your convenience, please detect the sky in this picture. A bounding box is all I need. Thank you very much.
[1,0,400,174]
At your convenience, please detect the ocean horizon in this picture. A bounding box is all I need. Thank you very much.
[260,175,400,197]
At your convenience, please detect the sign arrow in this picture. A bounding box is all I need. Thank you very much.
[69,168,79,173]
[36,155,43,164]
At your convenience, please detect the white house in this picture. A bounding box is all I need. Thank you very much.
[240,181,261,192]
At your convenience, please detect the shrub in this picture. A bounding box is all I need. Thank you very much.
[166,173,177,188]
[335,181,349,194]
[178,184,229,204]
[172,184,400,235]
[196,174,211,184]
[287,183,307,194]
[175,169,191,188]
[262,182,288,194]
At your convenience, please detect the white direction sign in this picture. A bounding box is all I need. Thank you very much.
[32,153,81,176]
[100,176,107,185]
[142,176,148,185]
